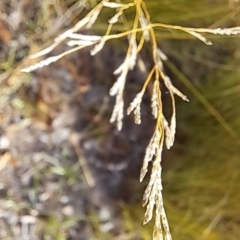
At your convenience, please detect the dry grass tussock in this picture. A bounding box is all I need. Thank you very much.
[21,0,240,239]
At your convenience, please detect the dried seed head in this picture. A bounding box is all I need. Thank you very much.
[21,55,61,73]
[142,154,162,225]
[151,80,160,119]
[163,75,189,102]
[86,8,101,29]
[157,48,168,61]
[127,91,144,115]
[110,68,128,96]
[102,1,125,8]
[140,130,160,182]
[67,40,95,47]
[110,92,124,131]
[164,112,176,150]
[209,26,240,35]
[134,106,141,124]
[58,14,94,40]
[139,10,150,41]
[69,33,102,41]
[188,31,212,45]
[128,38,138,70]
[91,40,105,55]
[109,11,123,24]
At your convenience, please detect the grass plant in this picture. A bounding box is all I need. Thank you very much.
[17,0,240,239]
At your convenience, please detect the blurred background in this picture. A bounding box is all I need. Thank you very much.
[0,0,240,239]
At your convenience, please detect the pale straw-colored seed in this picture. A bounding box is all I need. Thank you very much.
[188,31,212,45]
[143,161,161,224]
[164,111,176,149]
[68,33,102,41]
[21,55,61,73]
[156,59,164,72]
[151,81,159,119]
[156,55,164,72]
[142,171,156,206]
[110,103,118,125]
[153,225,163,240]
[55,16,92,42]
[140,161,149,183]
[165,127,172,150]
[143,179,158,217]
[163,75,189,102]
[161,211,172,240]
[110,92,124,131]
[86,9,101,29]
[90,40,105,55]
[110,69,128,96]
[140,130,160,181]
[143,171,157,204]
[127,91,144,115]
[194,26,240,35]
[117,98,124,130]
[139,10,150,41]
[67,40,95,47]
[158,198,171,240]
[29,16,92,59]
[134,106,141,124]
[155,190,172,240]
[102,1,126,8]
[113,50,135,75]
[114,60,127,75]
[143,190,156,224]
[109,11,123,24]
[128,39,138,70]
[169,83,189,102]
[153,207,163,240]
[163,117,171,149]
[157,48,168,61]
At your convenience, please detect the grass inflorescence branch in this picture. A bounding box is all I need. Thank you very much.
[21,1,240,239]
